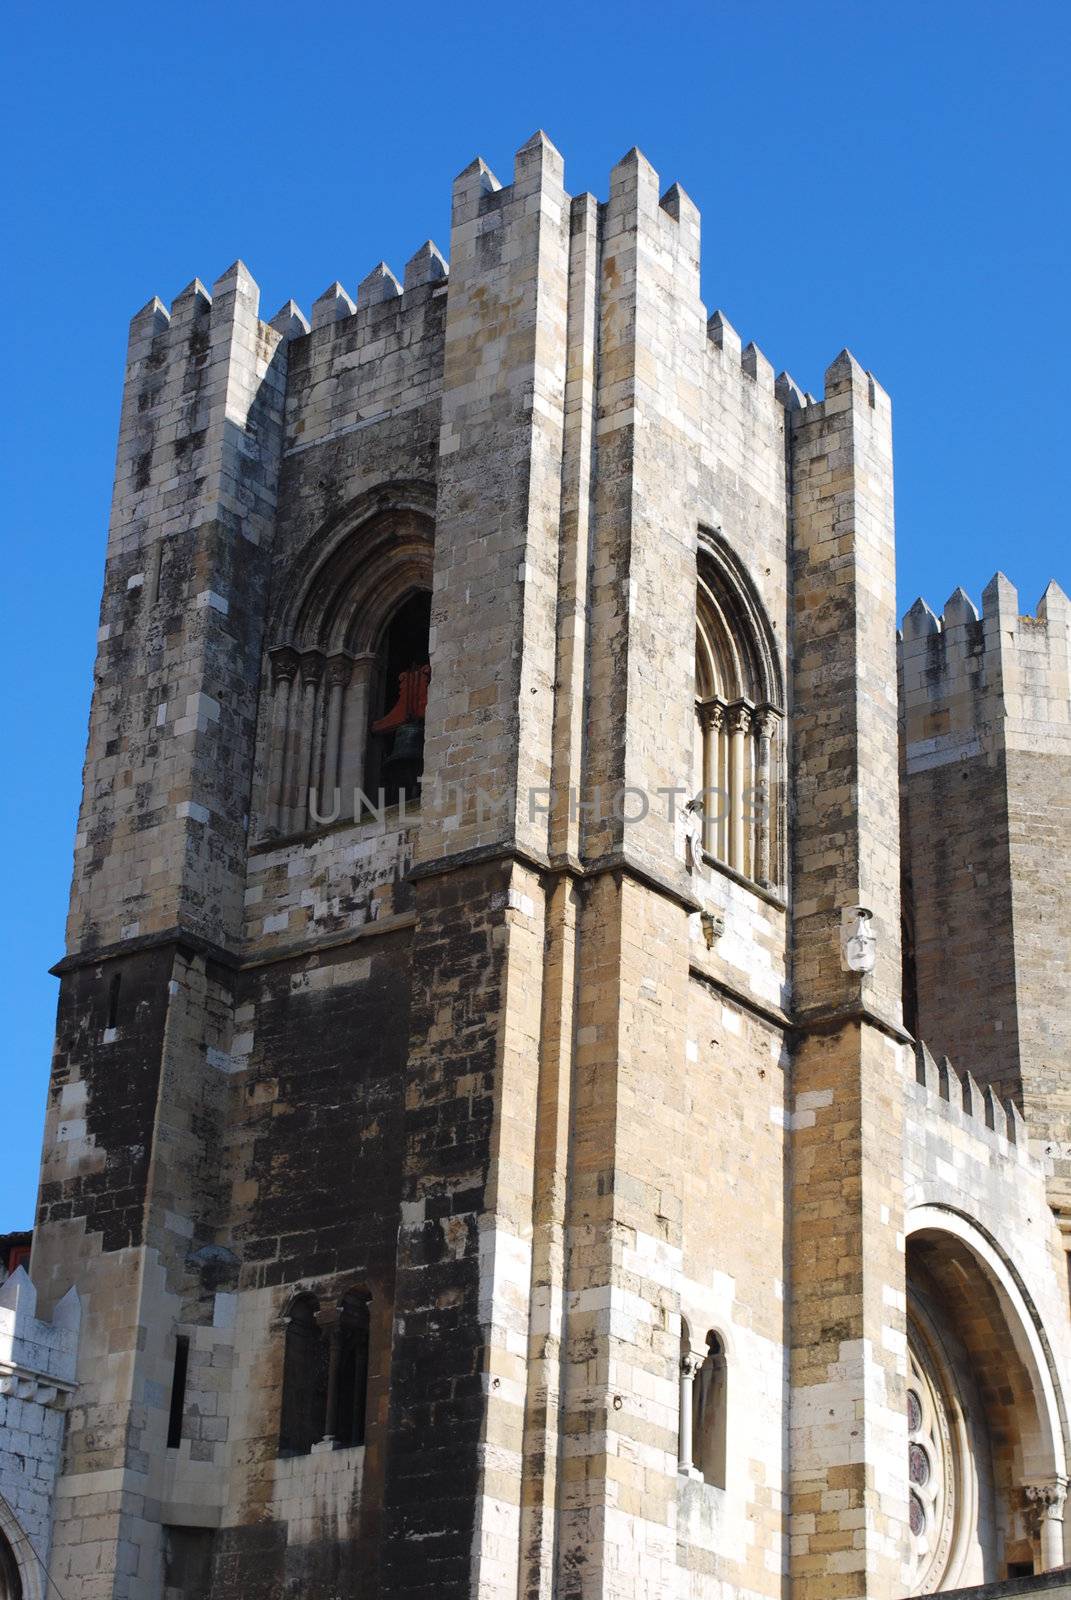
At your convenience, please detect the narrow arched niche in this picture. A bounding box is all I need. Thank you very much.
[331,1288,372,1448]
[678,1318,729,1489]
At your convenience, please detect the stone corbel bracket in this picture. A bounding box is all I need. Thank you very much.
[0,1362,76,1410]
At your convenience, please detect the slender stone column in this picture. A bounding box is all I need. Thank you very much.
[267,648,299,833]
[678,1348,704,1477]
[729,702,751,873]
[306,654,326,822]
[754,707,776,887]
[320,655,352,811]
[317,1309,343,1447]
[714,707,730,864]
[339,652,375,816]
[293,652,323,834]
[700,703,717,856]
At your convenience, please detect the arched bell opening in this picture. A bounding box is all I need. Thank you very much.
[260,495,434,836]
[365,591,432,809]
[693,532,784,890]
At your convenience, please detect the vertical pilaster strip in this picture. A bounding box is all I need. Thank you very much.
[418,131,569,868]
[517,190,600,1600]
[788,351,908,1600]
[548,192,600,866]
[379,135,570,1600]
[554,151,704,1600]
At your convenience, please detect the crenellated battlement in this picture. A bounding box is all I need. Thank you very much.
[304,239,449,334]
[900,573,1071,771]
[126,136,875,456]
[708,334,887,417]
[901,571,1070,657]
[130,239,449,378]
[912,1039,1031,1159]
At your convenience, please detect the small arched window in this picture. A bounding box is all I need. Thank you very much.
[694,536,783,891]
[106,971,122,1031]
[679,1322,728,1489]
[332,1290,372,1448]
[278,1294,328,1457]
[277,1288,373,1457]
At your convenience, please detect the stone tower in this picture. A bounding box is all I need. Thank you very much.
[12,135,1071,1600]
[901,577,1071,1217]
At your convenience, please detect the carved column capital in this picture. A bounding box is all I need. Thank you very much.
[728,701,753,736]
[754,704,779,741]
[270,646,300,688]
[681,1349,707,1380]
[1025,1476,1068,1523]
[314,1302,342,1335]
[326,654,353,690]
[702,698,726,734]
[299,650,326,688]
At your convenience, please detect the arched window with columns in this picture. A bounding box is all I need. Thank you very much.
[278,1287,373,1457]
[679,1319,728,1489]
[261,490,434,837]
[694,533,784,891]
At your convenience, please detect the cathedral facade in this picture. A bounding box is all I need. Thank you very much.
[8,134,1071,1599]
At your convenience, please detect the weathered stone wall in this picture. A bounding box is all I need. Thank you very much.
[207,924,412,1599]
[0,1269,79,1588]
[67,263,286,956]
[677,978,790,1597]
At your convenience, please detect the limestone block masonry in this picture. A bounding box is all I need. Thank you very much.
[18,132,1071,1600]
[0,1268,80,1600]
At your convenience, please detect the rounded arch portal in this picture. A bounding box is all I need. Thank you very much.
[905,1205,1068,1589]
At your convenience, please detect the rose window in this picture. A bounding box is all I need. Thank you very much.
[906,1338,957,1594]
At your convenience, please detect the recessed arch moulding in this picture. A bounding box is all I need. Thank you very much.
[256,485,435,838]
[905,1203,1070,1585]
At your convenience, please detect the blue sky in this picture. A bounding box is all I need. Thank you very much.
[2,0,1068,1225]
